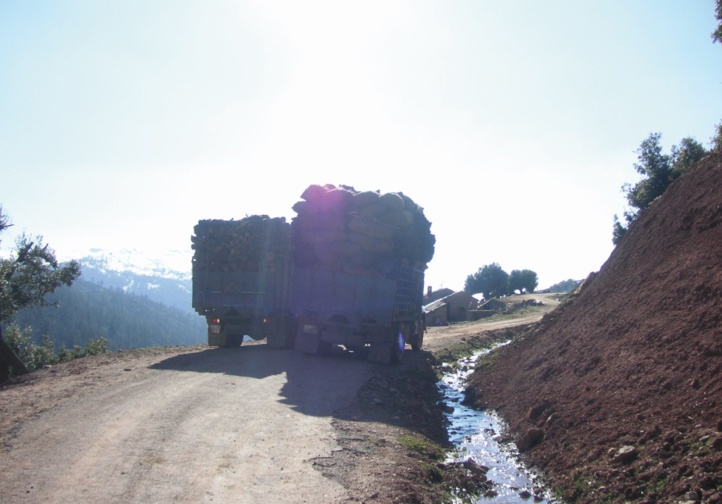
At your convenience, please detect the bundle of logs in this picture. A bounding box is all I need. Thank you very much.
[291,184,435,274]
[192,215,292,273]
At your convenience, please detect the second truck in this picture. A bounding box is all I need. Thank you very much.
[191,216,295,349]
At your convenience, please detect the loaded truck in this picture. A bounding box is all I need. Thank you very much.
[191,216,295,348]
[288,184,435,364]
[291,261,425,364]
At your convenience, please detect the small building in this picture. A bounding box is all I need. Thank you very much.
[479,298,506,311]
[422,286,454,305]
[423,290,479,326]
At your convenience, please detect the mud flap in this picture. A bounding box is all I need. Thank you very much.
[265,316,296,349]
[208,333,225,347]
[295,332,321,354]
[266,333,284,349]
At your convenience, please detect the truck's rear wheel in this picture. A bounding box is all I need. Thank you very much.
[219,322,244,348]
[221,333,243,348]
[410,329,423,351]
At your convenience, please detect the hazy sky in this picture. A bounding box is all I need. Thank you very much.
[2,1,721,291]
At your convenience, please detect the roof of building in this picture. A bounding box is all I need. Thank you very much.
[423,297,448,313]
[423,290,478,313]
[422,287,454,304]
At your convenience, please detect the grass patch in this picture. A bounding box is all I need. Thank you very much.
[398,434,446,461]
[474,349,501,371]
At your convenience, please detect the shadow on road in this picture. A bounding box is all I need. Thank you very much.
[150,344,290,379]
[149,344,441,434]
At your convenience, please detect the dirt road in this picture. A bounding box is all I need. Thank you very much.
[0,346,379,503]
[423,293,561,352]
[0,293,561,504]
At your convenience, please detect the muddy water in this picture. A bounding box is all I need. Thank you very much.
[438,344,560,503]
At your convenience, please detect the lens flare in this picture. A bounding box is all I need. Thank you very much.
[396,332,405,354]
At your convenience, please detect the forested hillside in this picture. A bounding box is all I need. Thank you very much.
[78,253,193,315]
[10,278,206,351]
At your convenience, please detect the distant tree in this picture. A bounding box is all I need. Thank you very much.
[0,206,81,378]
[464,263,509,300]
[0,235,81,322]
[670,137,708,177]
[548,278,581,293]
[612,133,708,245]
[626,133,672,212]
[612,214,630,245]
[713,0,722,44]
[711,121,722,153]
[0,208,9,236]
[509,269,538,294]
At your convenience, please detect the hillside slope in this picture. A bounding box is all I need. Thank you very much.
[466,153,722,503]
[78,252,193,314]
[11,278,206,351]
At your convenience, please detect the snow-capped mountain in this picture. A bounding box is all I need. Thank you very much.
[78,248,191,279]
[75,248,195,315]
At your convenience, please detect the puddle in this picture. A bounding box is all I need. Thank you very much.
[438,343,560,503]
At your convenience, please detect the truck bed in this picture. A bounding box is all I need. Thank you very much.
[290,264,423,325]
[192,261,292,318]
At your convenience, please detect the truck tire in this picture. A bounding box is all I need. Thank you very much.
[410,330,424,351]
[221,333,243,348]
[284,317,298,349]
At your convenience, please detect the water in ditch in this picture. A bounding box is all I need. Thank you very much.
[438,343,560,503]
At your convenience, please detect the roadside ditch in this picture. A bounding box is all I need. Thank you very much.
[319,323,561,503]
[438,341,558,502]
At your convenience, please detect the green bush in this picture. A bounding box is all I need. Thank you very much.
[4,323,107,374]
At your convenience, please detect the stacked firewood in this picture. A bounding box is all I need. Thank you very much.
[291,184,435,274]
[192,215,291,272]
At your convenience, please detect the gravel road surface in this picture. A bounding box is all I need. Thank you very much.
[1,345,375,503]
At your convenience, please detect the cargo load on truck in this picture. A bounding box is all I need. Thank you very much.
[191,215,294,348]
[291,184,435,274]
[290,184,435,364]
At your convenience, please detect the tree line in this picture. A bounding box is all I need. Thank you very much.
[11,278,206,352]
[463,263,538,300]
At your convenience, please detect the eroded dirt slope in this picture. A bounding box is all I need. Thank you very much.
[466,153,722,503]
